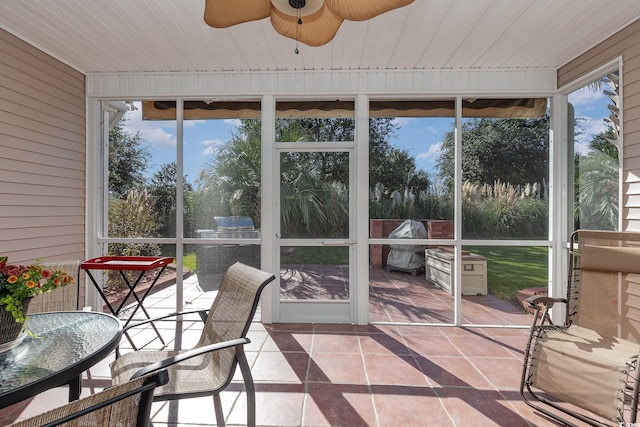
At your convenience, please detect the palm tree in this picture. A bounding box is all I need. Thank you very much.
[576,149,618,230]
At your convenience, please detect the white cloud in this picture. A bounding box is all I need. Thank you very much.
[575,115,608,147]
[569,88,605,111]
[224,118,241,127]
[121,102,177,149]
[392,117,414,127]
[202,138,225,156]
[416,141,442,160]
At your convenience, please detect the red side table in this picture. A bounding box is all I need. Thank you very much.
[81,256,173,350]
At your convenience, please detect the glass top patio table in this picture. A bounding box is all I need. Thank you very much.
[0,311,122,409]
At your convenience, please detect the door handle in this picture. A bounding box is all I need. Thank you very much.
[321,240,355,246]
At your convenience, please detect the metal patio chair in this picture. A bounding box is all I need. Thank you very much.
[521,229,640,426]
[10,370,168,427]
[110,262,275,427]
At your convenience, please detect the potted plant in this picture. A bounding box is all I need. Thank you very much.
[0,259,74,343]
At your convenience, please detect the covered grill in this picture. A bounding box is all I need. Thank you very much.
[195,216,261,277]
[386,219,427,275]
[197,216,261,239]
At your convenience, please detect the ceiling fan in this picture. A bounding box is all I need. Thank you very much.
[204,0,414,48]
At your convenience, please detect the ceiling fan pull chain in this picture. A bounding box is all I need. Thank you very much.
[295,8,301,54]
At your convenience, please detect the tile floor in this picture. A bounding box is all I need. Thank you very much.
[0,267,603,426]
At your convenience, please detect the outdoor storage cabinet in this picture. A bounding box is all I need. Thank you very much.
[425,248,488,295]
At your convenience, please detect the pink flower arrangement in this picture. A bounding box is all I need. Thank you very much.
[0,260,74,327]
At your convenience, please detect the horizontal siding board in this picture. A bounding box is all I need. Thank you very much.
[0,29,84,82]
[623,140,640,159]
[0,206,82,217]
[0,85,84,129]
[1,144,84,172]
[0,31,84,98]
[1,29,86,265]
[0,96,84,136]
[0,181,85,201]
[0,215,84,229]
[1,224,84,242]
[0,63,84,113]
[2,182,84,199]
[0,158,85,182]
[0,123,84,155]
[3,232,83,251]
[0,69,84,118]
[0,114,84,147]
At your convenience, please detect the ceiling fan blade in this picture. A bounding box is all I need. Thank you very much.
[271,6,343,47]
[325,0,414,21]
[204,0,271,28]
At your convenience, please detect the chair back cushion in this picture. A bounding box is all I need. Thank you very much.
[27,260,81,313]
[10,370,168,427]
[198,262,275,376]
[573,230,640,344]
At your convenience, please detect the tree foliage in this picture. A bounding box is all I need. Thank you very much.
[575,127,619,230]
[437,117,549,192]
[108,123,150,197]
[148,162,194,238]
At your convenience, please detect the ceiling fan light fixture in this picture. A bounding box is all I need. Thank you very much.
[271,0,324,17]
[204,0,415,47]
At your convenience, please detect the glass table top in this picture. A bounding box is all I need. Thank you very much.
[0,311,121,395]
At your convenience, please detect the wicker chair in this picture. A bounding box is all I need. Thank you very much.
[110,262,275,427]
[10,370,168,427]
[27,260,82,313]
[520,230,640,426]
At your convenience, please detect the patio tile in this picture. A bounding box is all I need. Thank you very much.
[437,388,532,427]
[358,332,412,356]
[0,266,544,427]
[251,351,309,383]
[416,355,492,388]
[304,382,376,427]
[470,357,525,389]
[371,385,453,427]
[308,353,367,384]
[446,333,517,358]
[312,333,361,353]
[363,354,427,386]
[228,387,306,427]
[403,334,463,357]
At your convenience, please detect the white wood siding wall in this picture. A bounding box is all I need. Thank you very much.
[0,28,85,266]
[558,19,640,231]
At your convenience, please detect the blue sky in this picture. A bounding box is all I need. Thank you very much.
[122,90,611,187]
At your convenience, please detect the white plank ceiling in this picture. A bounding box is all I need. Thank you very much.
[1,0,640,74]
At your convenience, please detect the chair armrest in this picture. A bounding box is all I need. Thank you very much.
[525,295,567,308]
[130,337,250,380]
[122,308,209,332]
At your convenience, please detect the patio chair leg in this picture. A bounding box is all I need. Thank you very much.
[213,394,225,427]
[236,346,256,427]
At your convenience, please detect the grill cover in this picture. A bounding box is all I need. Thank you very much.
[387,220,427,269]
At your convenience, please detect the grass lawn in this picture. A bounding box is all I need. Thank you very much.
[281,246,349,264]
[183,252,197,271]
[465,245,548,303]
